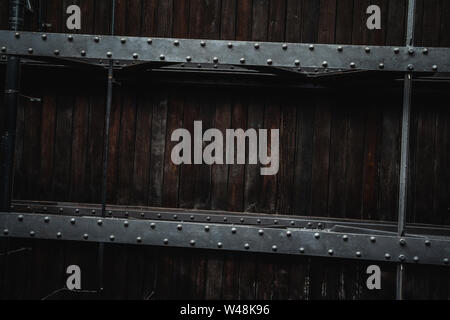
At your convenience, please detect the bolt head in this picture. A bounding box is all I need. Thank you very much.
[422,48,428,54]
[328,249,334,255]
[432,65,438,71]
[28,48,33,54]
[444,258,449,265]
[379,63,384,69]
[217,242,223,248]
[160,54,165,60]
[254,43,260,49]
[133,53,138,59]
[337,46,343,52]
[137,237,142,243]
[147,39,153,44]
[399,255,406,262]
[174,40,180,46]
[120,38,126,44]
[150,223,156,229]
[365,47,371,53]
[1,46,6,52]
[399,239,406,246]
[83,234,89,240]
[356,251,362,258]
[274,220,278,225]
[94,36,99,42]
[294,60,300,66]
[177,224,183,231]
[342,235,349,241]
[124,221,129,227]
[44,217,50,223]
[267,59,273,65]
[97,219,103,226]
[350,62,356,68]
[29,231,35,237]
[299,248,305,254]
[3,229,8,235]
[106,52,112,58]
[200,41,206,47]
[190,240,196,246]
[186,56,192,62]
[322,61,328,68]
[204,226,210,232]
[394,48,400,54]
[213,57,219,63]
[68,35,73,41]
[70,218,76,224]
[18,215,24,221]
[231,228,237,234]
[385,253,391,260]
[15,32,20,38]
[282,44,288,50]
[80,50,86,56]
[407,64,414,71]
[290,221,295,226]
[110,235,115,241]
[314,233,320,239]
[228,42,233,48]
[408,48,415,55]
[244,243,250,250]
[413,256,419,263]
[57,232,62,238]
[309,45,314,50]
[272,245,278,252]
[240,58,246,64]
[370,236,376,243]
[163,238,169,245]
[54,50,60,55]
[258,230,264,236]
[286,231,292,237]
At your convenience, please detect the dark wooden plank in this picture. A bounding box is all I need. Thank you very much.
[420,0,442,47]
[126,0,143,36]
[52,88,74,202]
[189,0,221,39]
[114,0,128,35]
[173,0,191,38]
[285,0,303,43]
[140,0,159,37]
[251,0,269,41]
[132,90,153,206]
[220,0,237,40]
[268,0,286,42]
[351,0,370,45]
[385,0,407,46]
[301,0,320,43]
[310,100,331,217]
[335,0,354,45]
[222,252,239,299]
[156,0,174,37]
[236,0,252,40]
[45,0,63,33]
[318,0,336,43]
[277,102,296,214]
[78,0,96,34]
[162,89,183,208]
[256,256,274,299]
[205,252,224,299]
[288,257,310,300]
[440,0,450,47]
[149,90,168,207]
[238,253,257,299]
[171,249,194,299]
[0,0,8,30]
[116,85,137,205]
[69,86,90,202]
[94,0,112,35]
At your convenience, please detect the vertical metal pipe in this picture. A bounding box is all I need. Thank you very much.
[0,0,25,212]
[396,0,416,301]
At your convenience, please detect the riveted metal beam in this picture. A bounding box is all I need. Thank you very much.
[1,212,449,267]
[0,31,448,73]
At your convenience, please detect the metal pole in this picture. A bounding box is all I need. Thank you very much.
[396,0,416,301]
[0,0,25,212]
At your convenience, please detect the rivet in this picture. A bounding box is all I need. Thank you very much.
[244,243,250,250]
[190,240,196,246]
[137,237,142,243]
[240,58,246,64]
[274,220,278,225]
[432,65,438,71]
[173,215,178,220]
[81,50,86,56]
[57,232,62,238]
[399,239,406,246]
[379,63,384,69]
[75,208,79,213]
[299,248,305,254]
[342,235,348,241]
[365,47,371,53]
[204,226,210,232]
[160,54,165,60]
[97,220,103,226]
[140,212,145,217]
[157,214,161,218]
[110,235,115,241]
[217,242,223,248]
[3,229,8,235]
[28,48,33,54]
[30,231,35,237]
[322,61,328,68]
[350,62,356,68]
[314,233,320,239]
[70,218,76,224]
[254,43,260,49]
[399,255,406,262]
[444,258,449,265]
[370,237,376,243]
[267,59,273,65]
[286,231,292,237]
[385,253,391,260]
[206,216,211,221]
[107,52,112,58]
[307,222,312,228]
[190,215,195,220]
[413,256,419,263]
[422,48,428,54]
[224,217,228,222]
[44,217,50,223]
[425,240,431,247]
[147,38,153,44]
[231,228,237,234]
[328,249,334,255]
[408,48,414,55]
[174,40,180,46]
[150,223,156,229]
[68,35,73,41]
[54,50,60,55]
[294,60,300,66]
[1,46,6,52]
[337,46,343,52]
[257,219,261,224]
[200,41,206,47]
[186,56,192,62]
[163,238,169,245]
[213,57,219,63]
[91,210,96,214]
[394,48,400,54]
[238,218,244,223]
[177,224,183,231]
[124,221,129,227]
[94,36,99,42]
[407,64,414,71]
[133,53,138,59]
[272,245,278,252]
[83,234,89,240]
[15,32,20,38]
[290,221,295,226]
[120,38,126,44]
[309,45,314,50]
[228,42,233,48]
[18,215,24,221]
[356,251,362,258]
[258,230,264,236]
[282,44,288,50]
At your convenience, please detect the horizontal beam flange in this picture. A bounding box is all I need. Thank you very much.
[1,212,449,267]
[0,31,448,72]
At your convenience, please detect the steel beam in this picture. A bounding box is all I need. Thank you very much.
[0,31,448,73]
[1,212,449,267]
